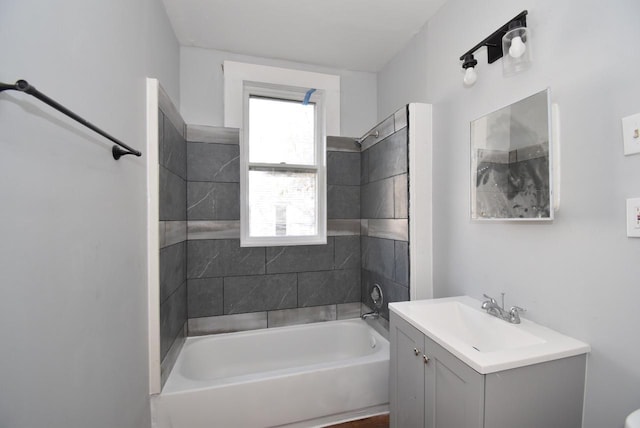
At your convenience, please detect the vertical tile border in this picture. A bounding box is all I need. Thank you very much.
[160,322,186,388]
[149,79,190,395]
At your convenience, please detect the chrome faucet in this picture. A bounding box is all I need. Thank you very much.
[361,309,380,320]
[481,293,526,324]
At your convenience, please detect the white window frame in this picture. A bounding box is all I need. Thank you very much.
[240,83,326,247]
[224,61,339,247]
[223,61,340,135]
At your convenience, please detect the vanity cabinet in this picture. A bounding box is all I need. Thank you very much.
[390,311,587,428]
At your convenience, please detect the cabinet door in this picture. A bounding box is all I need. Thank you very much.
[424,336,485,428]
[390,312,426,428]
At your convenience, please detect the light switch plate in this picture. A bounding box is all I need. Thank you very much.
[627,198,640,237]
[622,113,640,155]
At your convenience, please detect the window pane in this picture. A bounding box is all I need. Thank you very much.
[249,96,315,164]
[249,170,317,237]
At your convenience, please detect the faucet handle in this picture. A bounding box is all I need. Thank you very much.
[509,306,526,324]
[483,293,497,303]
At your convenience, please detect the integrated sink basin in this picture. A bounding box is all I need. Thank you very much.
[389,296,590,374]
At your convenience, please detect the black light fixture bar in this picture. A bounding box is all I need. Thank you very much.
[0,79,142,160]
[459,10,528,64]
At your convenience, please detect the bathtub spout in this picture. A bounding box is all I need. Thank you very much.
[361,310,379,320]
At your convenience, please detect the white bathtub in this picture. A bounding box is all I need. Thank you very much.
[152,319,389,428]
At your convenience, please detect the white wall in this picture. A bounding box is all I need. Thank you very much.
[378,1,640,427]
[180,46,377,137]
[0,1,179,427]
[377,22,429,121]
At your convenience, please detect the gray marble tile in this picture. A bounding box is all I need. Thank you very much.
[162,115,187,180]
[368,128,407,182]
[158,110,164,164]
[394,174,408,219]
[381,282,409,320]
[159,166,186,221]
[266,239,334,274]
[224,274,297,314]
[337,302,362,319]
[361,269,408,320]
[334,236,361,269]
[160,283,187,359]
[394,106,408,131]
[187,278,223,318]
[361,177,394,219]
[361,236,395,281]
[160,322,185,388]
[186,124,239,145]
[366,219,408,241]
[394,240,409,286]
[360,149,369,185]
[160,241,186,304]
[187,239,265,279]
[298,269,361,307]
[327,219,360,236]
[188,312,267,336]
[268,305,337,328]
[187,142,239,183]
[187,182,240,220]
[162,221,187,248]
[328,152,360,186]
[327,136,359,152]
[361,115,394,151]
[187,220,240,240]
[327,185,360,219]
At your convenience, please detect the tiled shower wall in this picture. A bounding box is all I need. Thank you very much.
[360,107,410,319]
[158,105,411,342]
[157,92,188,383]
[184,127,363,335]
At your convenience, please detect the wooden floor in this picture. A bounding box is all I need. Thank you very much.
[325,414,389,428]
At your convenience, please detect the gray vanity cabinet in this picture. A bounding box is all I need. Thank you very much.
[390,311,587,428]
[390,312,425,427]
[390,312,483,428]
[423,333,484,428]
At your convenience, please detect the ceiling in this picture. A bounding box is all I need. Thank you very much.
[161,0,448,72]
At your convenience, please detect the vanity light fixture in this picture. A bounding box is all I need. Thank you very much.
[459,10,530,86]
[462,54,478,86]
[502,20,531,76]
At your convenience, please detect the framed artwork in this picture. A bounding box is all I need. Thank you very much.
[471,89,553,220]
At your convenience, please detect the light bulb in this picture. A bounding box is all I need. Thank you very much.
[463,67,477,86]
[509,36,526,58]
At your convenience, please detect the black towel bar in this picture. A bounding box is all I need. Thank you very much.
[0,79,142,160]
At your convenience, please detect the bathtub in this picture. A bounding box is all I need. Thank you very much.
[152,318,389,428]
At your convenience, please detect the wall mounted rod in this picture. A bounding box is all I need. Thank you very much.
[459,10,528,64]
[0,79,142,160]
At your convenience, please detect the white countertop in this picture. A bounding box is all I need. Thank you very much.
[389,296,590,374]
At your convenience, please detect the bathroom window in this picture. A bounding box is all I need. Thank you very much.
[240,84,327,246]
